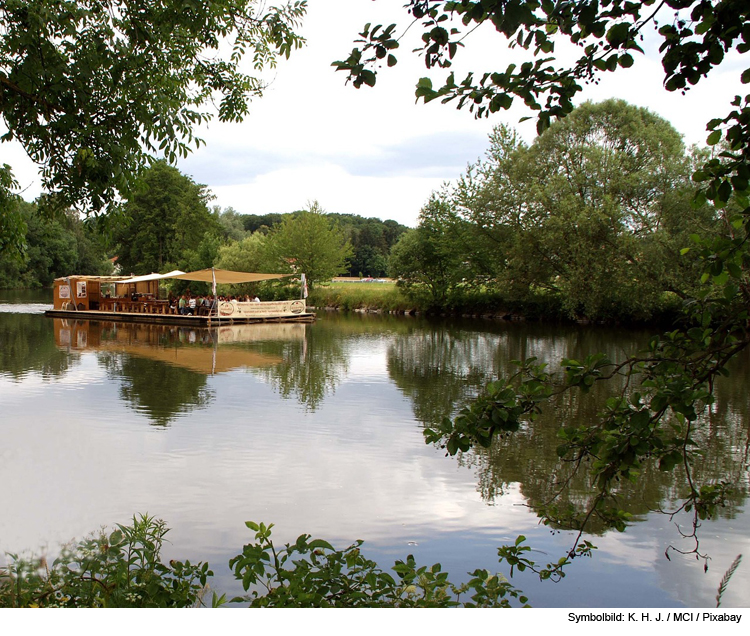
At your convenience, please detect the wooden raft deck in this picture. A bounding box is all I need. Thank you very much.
[44,308,316,326]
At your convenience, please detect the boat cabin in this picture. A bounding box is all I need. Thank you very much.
[52,275,160,311]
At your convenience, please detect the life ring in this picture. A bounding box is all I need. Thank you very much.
[218,301,235,316]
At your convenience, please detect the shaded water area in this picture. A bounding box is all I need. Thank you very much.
[1,289,748,607]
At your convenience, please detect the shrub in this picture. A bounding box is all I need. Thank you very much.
[0,514,214,608]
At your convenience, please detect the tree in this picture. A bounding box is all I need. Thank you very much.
[113,161,220,274]
[0,0,306,237]
[339,217,408,278]
[0,199,112,287]
[0,164,24,256]
[338,1,750,579]
[264,202,353,288]
[389,193,474,306]
[454,99,711,320]
[216,233,267,273]
[216,207,249,243]
[214,232,268,295]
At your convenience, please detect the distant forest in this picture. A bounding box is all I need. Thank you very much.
[0,167,409,290]
[236,211,409,278]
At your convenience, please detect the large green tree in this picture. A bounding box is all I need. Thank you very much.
[264,202,353,288]
[113,161,220,274]
[454,99,711,320]
[0,0,306,251]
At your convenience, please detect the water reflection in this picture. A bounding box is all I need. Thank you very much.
[249,313,413,410]
[386,318,750,536]
[1,307,748,606]
[250,318,348,411]
[52,319,306,425]
[0,312,77,380]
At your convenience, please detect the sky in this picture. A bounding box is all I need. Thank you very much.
[3,0,747,228]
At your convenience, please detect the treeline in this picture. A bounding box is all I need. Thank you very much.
[224,210,408,278]
[387,99,722,322]
[0,200,112,288]
[110,161,408,293]
[0,160,409,290]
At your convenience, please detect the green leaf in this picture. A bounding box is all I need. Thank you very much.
[605,23,630,47]
[706,130,722,145]
[618,53,634,68]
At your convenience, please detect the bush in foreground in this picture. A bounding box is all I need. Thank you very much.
[0,516,527,608]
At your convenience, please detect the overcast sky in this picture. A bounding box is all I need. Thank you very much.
[3,0,746,227]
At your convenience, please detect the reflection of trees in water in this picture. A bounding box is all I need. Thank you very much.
[461,378,749,535]
[387,325,497,424]
[97,352,214,427]
[0,313,76,379]
[388,321,655,425]
[388,320,750,533]
[249,313,417,411]
[250,320,349,411]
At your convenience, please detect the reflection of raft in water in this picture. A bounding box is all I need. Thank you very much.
[45,268,315,325]
[53,319,300,375]
[99,341,283,374]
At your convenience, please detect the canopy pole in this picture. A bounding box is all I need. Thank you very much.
[213,267,219,326]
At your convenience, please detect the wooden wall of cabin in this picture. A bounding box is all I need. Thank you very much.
[52,278,102,310]
[114,280,159,298]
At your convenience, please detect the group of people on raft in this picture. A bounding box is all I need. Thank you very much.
[167,292,261,316]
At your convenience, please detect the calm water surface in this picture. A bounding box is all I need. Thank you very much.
[1,290,748,607]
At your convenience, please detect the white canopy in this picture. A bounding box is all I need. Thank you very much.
[169,268,294,284]
[117,270,186,284]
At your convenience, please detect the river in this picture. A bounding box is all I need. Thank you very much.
[0,290,748,607]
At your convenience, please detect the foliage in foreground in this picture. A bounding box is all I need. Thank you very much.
[0,0,306,218]
[3,515,743,608]
[0,516,528,608]
[230,521,527,607]
[0,515,212,608]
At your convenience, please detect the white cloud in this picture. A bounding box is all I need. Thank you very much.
[207,163,447,226]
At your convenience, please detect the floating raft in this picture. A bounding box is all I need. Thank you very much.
[47,269,314,326]
[45,305,316,326]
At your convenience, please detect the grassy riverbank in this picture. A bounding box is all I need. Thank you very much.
[310,281,683,324]
[309,281,415,313]
[310,280,537,316]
